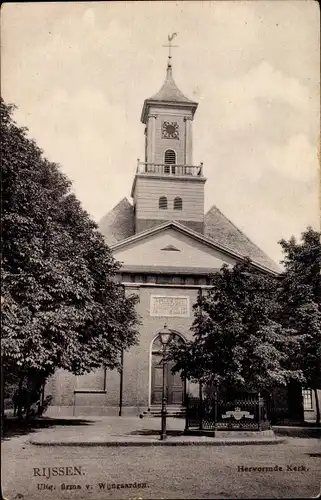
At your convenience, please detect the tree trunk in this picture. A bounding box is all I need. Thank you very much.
[1,367,5,437]
[313,387,320,426]
[17,376,24,419]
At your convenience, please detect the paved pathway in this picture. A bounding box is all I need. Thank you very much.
[25,416,284,446]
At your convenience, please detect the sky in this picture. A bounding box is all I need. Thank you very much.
[2,1,320,265]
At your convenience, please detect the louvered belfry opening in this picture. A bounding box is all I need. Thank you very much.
[159,196,168,209]
[174,197,183,210]
[164,149,176,174]
[164,149,176,164]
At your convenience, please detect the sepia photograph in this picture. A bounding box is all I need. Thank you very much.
[1,1,320,499]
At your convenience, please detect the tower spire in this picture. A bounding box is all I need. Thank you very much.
[163,33,179,75]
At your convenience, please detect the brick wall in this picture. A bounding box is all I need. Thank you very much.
[121,285,199,407]
[47,283,201,411]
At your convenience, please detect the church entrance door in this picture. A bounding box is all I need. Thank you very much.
[151,333,185,406]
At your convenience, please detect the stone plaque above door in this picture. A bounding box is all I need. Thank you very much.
[150,295,189,317]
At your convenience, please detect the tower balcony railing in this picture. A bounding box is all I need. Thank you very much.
[136,160,204,177]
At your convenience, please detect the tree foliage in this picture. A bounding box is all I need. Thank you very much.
[169,259,302,392]
[1,98,139,402]
[170,228,321,423]
[278,228,321,423]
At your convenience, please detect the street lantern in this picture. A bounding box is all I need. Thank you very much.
[159,324,172,347]
[158,324,173,440]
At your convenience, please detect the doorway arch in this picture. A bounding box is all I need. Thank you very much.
[149,331,186,406]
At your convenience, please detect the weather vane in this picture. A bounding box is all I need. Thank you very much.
[162,33,179,66]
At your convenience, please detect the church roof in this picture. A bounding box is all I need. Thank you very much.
[98,197,135,246]
[98,198,280,274]
[141,65,198,123]
[204,205,280,273]
[149,66,196,104]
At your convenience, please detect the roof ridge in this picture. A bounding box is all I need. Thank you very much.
[99,197,132,220]
[98,198,134,246]
[113,196,132,209]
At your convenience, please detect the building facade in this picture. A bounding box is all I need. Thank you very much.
[46,55,319,422]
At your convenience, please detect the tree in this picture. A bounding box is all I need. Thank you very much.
[1,99,139,417]
[169,259,302,395]
[278,228,321,424]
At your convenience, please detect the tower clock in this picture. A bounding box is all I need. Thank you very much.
[162,121,179,139]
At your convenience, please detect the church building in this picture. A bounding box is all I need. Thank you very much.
[47,48,318,422]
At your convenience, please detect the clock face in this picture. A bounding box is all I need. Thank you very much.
[162,121,179,139]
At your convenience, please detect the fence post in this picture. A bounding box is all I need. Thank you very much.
[214,390,218,433]
[199,382,203,431]
[258,392,262,431]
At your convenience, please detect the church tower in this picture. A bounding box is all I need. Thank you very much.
[131,39,206,234]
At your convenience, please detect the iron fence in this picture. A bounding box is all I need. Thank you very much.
[185,392,271,432]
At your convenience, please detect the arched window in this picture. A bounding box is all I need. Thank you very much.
[152,331,185,354]
[164,149,176,164]
[164,149,176,173]
[173,197,183,210]
[159,196,168,209]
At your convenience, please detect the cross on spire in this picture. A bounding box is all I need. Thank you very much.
[162,33,179,69]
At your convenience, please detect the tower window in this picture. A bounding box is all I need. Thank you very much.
[164,149,176,165]
[173,197,183,210]
[159,196,168,210]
